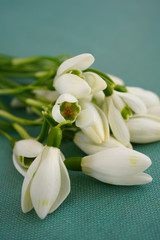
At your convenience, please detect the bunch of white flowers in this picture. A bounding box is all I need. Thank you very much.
[0,53,159,219]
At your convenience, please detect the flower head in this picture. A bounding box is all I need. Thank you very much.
[13,139,70,219]
[81,147,152,185]
[52,93,81,123]
[54,54,106,99]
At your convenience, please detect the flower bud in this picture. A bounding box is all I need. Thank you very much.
[81,147,152,185]
[126,116,160,143]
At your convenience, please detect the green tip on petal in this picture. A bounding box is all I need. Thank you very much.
[60,101,81,122]
[121,106,132,120]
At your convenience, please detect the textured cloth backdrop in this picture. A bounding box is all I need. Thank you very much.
[0,0,160,239]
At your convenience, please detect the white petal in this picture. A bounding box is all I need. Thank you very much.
[83,72,107,93]
[52,104,65,123]
[76,101,109,144]
[92,91,105,107]
[95,104,110,142]
[30,147,61,219]
[56,53,95,76]
[126,117,160,143]
[115,91,147,114]
[21,151,43,213]
[112,93,125,111]
[49,156,70,213]
[130,113,160,122]
[148,105,160,118]
[82,147,151,177]
[127,87,159,107]
[74,131,125,155]
[56,93,78,104]
[76,108,95,128]
[12,153,27,177]
[13,139,43,158]
[107,74,124,85]
[54,73,91,99]
[87,171,152,186]
[107,97,130,146]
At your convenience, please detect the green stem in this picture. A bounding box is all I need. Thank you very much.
[0,85,48,96]
[37,119,49,143]
[0,110,43,126]
[12,123,31,139]
[0,71,36,78]
[47,127,62,148]
[0,75,19,88]
[22,98,49,110]
[0,129,12,141]
[64,157,82,171]
[42,111,57,128]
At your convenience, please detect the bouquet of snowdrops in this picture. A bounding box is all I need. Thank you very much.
[0,53,159,219]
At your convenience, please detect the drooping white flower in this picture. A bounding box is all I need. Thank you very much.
[76,100,109,144]
[52,93,81,123]
[81,147,152,185]
[74,131,132,155]
[127,87,160,108]
[126,116,160,143]
[103,97,130,147]
[54,54,107,99]
[13,139,70,219]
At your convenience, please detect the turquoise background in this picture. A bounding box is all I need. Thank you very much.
[0,0,160,239]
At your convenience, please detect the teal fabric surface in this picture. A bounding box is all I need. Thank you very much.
[0,0,160,239]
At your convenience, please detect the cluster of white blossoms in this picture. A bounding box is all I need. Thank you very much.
[10,53,160,219]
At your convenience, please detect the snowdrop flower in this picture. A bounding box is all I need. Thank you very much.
[126,116,160,143]
[74,131,132,155]
[13,139,70,219]
[54,53,107,99]
[103,97,130,147]
[81,147,152,185]
[76,100,109,144]
[127,87,159,108]
[52,93,81,123]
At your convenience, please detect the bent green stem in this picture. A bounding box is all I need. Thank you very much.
[12,123,32,139]
[0,110,43,126]
[0,129,12,141]
[37,119,49,143]
[0,85,48,96]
